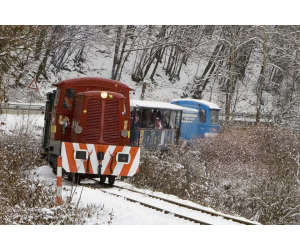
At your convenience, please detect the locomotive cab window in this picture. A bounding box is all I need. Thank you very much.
[199,109,206,123]
[211,109,220,124]
[63,89,75,109]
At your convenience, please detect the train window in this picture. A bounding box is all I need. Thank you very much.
[199,109,206,123]
[134,109,141,128]
[149,109,156,128]
[211,110,219,124]
[141,109,150,128]
[170,111,177,129]
[155,110,163,129]
[175,111,181,127]
[163,110,171,128]
[63,89,75,109]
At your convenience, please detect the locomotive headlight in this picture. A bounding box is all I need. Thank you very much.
[101,91,108,98]
[121,130,128,137]
[74,125,82,134]
[74,150,88,161]
[116,153,130,164]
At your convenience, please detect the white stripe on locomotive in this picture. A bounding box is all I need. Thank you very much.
[86,143,98,174]
[127,148,140,177]
[73,143,86,173]
[111,146,131,176]
[61,143,70,172]
[101,145,116,175]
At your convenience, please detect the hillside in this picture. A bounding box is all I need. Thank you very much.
[7,37,214,104]
[2,25,300,130]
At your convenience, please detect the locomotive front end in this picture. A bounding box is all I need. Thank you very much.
[44,78,140,186]
[63,90,140,184]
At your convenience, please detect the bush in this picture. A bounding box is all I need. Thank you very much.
[128,124,300,225]
[0,118,111,225]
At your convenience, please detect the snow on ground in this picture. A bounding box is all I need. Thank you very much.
[17,165,296,250]
[0,113,44,134]
[35,165,250,225]
[36,165,196,225]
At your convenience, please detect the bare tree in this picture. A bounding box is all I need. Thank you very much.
[111,25,137,81]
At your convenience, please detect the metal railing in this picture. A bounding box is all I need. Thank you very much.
[220,112,274,124]
[1,102,45,115]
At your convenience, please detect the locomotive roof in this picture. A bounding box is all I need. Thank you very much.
[76,90,125,98]
[52,77,134,91]
[172,98,221,110]
[130,99,189,111]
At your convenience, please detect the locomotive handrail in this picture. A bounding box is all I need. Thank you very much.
[1,102,45,111]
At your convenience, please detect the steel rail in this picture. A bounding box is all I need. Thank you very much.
[113,184,259,225]
[78,180,258,225]
[80,182,211,225]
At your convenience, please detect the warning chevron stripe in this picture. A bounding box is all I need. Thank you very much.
[119,147,140,176]
[61,142,140,177]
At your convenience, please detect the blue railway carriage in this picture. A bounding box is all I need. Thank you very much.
[130,100,184,150]
[171,99,221,140]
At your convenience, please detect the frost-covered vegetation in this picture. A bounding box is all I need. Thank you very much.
[2,25,300,129]
[0,122,110,225]
[129,124,300,225]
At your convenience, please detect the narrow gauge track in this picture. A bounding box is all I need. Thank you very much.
[76,179,259,225]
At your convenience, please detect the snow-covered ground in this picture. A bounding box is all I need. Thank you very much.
[35,165,252,225]
[4,161,298,249]
[30,166,294,248]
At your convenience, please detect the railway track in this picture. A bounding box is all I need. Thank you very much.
[77,179,259,225]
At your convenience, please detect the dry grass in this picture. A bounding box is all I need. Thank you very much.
[129,124,300,225]
[0,119,112,225]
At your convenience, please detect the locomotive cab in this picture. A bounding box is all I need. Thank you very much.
[171,99,221,139]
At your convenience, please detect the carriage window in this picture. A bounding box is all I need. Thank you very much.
[141,109,150,128]
[211,110,219,124]
[155,110,163,129]
[162,110,171,128]
[199,109,206,123]
[133,109,141,128]
[63,89,75,109]
[170,111,177,129]
[149,109,156,128]
[175,111,181,127]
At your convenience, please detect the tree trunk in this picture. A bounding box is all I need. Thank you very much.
[256,36,268,124]
[111,26,122,80]
[35,26,48,60]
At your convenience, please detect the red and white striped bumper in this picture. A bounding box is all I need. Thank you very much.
[61,142,140,177]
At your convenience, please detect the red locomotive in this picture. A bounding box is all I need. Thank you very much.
[42,77,140,185]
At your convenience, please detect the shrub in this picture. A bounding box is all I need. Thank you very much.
[0,118,111,225]
[128,124,300,225]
